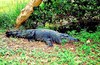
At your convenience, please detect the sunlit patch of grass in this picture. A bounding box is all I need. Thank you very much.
[0,0,29,13]
[67,30,100,65]
[68,30,100,42]
[0,46,79,65]
[75,41,100,65]
[0,0,29,29]
[56,49,76,65]
[0,29,6,34]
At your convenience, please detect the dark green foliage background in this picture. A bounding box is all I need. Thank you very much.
[0,0,100,30]
[25,0,100,31]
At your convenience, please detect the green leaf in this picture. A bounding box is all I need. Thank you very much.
[39,2,45,10]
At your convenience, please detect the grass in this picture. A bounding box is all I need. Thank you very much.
[0,0,29,29]
[68,30,100,42]
[0,30,100,65]
[0,0,29,12]
[0,47,78,65]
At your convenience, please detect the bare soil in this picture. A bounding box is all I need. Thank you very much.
[0,33,76,53]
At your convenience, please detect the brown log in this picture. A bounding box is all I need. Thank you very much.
[15,0,42,29]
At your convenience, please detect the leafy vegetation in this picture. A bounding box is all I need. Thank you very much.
[0,0,100,30]
[26,0,100,32]
[0,0,28,29]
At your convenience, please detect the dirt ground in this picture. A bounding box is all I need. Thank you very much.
[0,33,76,53]
[1,33,99,65]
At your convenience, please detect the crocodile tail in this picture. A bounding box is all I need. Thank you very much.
[6,30,19,37]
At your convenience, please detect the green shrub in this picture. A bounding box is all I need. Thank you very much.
[0,1,27,29]
[28,0,100,32]
[0,0,100,30]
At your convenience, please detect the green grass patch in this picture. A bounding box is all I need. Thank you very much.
[68,30,100,42]
[0,0,29,29]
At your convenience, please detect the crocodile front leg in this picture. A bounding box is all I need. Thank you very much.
[43,38,53,47]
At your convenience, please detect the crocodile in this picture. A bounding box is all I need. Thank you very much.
[6,29,79,46]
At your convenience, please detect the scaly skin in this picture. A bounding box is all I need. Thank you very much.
[6,29,79,46]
